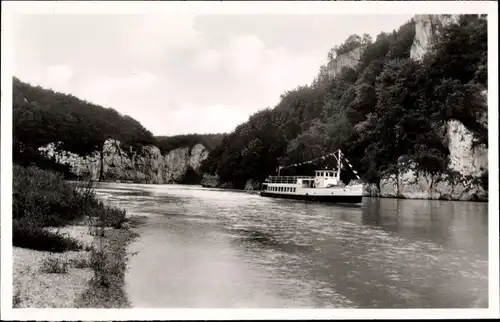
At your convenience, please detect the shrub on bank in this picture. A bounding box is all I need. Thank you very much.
[40,257,70,274]
[13,165,127,252]
[13,219,83,252]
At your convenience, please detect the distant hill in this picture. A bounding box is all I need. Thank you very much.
[13,77,155,168]
[155,133,225,155]
[13,78,224,183]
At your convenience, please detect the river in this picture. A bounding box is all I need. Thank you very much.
[92,182,488,308]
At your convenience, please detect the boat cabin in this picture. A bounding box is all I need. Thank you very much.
[262,169,342,191]
[297,170,341,189]
[314,169,341,188]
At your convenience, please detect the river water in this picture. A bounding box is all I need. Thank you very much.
[92,182,488,308]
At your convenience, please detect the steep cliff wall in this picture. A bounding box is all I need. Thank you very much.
[410,14,460,60]
[377,119,488,201]
[39,140,209,184]
[326,46,363,79]
[372,14,488,201]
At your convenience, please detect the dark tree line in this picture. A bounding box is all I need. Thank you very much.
[13,78,155,179]
[154,133,225,155]
[201,15,488,189]
[13,78,226,181]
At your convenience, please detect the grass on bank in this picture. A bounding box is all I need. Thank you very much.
[13,164,126,252]
[13,164,139,308]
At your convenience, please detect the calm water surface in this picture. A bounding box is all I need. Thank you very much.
[92,183,488,308]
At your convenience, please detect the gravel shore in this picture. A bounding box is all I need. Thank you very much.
[13,225,94,308]
[13,220,140,308]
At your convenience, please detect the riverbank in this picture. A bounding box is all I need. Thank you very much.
[13,215,144,308]
[12,164,146,308]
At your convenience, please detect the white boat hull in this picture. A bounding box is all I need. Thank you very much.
[260,185,363,204]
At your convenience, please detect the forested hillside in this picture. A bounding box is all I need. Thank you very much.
[155,133,224,155]
[13,78,154,169]
[13,78,225,183]
[200,15,488,191]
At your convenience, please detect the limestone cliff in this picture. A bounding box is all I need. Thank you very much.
[410,14,460,60]
[39,140,209,184]
[377,119,488,201]
[369,14,489,201]
[326,46,363,79]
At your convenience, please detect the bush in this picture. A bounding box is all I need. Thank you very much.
[13,220,83,252]
[13,165,90,226]
[90,248,110,287]
[69,256,90,269]
[13,165,127,252]
[40,257,70,274]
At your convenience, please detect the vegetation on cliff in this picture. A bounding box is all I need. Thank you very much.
[13,78,155,178]
[13,78,223,183]
[155,133,225,154]
[200,15,487,189]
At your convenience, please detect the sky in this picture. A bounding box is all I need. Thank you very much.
[13,13,413,136]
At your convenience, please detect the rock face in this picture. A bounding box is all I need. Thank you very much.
[39,140,209,184]
[378,119,488,201]
[244,179,261,191]
[410,14,460,60]
[362,183,380,197]
[201,174,220,188]
[326,47,363,79]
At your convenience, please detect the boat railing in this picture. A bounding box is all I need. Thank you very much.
[265,176,314,184]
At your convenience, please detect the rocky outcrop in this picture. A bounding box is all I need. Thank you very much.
[410,14,460,60]
[447,120,488,177]
[326,47,363,79]
[378,119,488,201]
[39,140,209,184]
[370,14,488,201]
[244,179,261,191]
[362,183,380,197]
[201,174,220,188]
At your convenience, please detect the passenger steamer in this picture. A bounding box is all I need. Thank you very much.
[260,150,363,204]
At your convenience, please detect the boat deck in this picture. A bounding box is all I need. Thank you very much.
[265,176,313,184]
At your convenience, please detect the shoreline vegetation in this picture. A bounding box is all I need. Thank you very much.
[12,165,146,308]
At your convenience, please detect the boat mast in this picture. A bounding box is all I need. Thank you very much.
[337,149,342,181]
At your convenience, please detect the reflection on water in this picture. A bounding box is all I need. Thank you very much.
[87,182,488,308]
